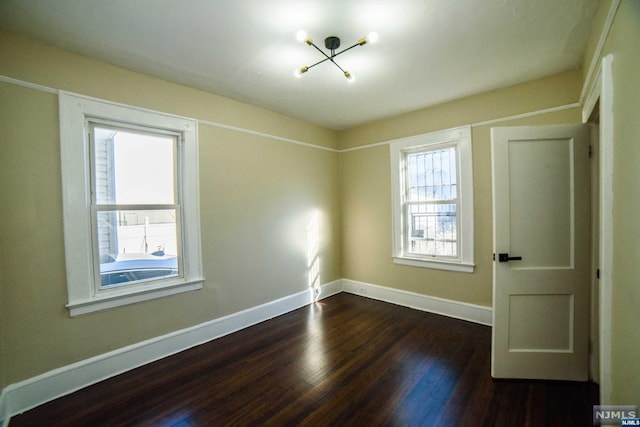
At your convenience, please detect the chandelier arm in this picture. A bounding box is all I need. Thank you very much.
[328,58,347,74]
[305,56,348,78]
[307,57,331,70]
[329,42,362,59]
[308,41,333,61]
[308,40,361,62]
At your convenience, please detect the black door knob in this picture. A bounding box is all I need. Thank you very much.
[498,253,523,263]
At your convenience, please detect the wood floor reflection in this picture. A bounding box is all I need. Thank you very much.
[10,293,598,426]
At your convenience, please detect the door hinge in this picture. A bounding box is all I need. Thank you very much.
[589,144,593,159]
[597,268,600,279]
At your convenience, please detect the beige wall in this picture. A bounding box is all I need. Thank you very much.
[337,70,582,151]
[583,0,640,406]
[0,30,341,387]
[339,71,583,307]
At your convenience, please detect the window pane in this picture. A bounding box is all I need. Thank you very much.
[408,203,457,257]
[406,147,457,202]
[97,209,179,287]
[93,126,176,205]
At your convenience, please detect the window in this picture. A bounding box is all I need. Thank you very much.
[390,126,474,272]
[59,92,203,316]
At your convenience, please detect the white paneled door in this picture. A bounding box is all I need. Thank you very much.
[491,124,590,380]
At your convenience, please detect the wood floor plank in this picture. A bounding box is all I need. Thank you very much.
[10,293,598,426]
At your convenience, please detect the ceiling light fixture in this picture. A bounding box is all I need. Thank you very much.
[294,31,378,81]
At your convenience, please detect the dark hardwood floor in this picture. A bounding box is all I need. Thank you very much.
[11,293,598,426]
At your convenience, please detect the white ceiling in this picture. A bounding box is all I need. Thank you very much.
[0,0,599,130]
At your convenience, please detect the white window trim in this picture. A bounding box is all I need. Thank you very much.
[59,91,204,316]
[390,126,474,273]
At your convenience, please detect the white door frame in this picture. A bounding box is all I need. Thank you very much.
[583,54,614,405]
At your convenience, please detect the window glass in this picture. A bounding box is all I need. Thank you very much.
[96,209,179,287]
[405,147,458,258]
[92,126,175,205]
[407,203,457,257]
[91,124,180,288]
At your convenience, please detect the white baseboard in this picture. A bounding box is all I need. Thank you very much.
[342,279,492,326]
[0,280,342,426]
[0,278,489,425]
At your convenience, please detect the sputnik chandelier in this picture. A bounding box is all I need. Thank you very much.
[294,30,378,81]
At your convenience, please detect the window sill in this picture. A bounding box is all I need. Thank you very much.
[67,278,204,317]
[393,256,475,273]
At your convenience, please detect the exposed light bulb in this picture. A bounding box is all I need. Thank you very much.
[358,32,378,46]
[296,30,307,42]
[295,66,309,78]
[366,32,379,44]
[296,30,313,45]
[345,71,354,82]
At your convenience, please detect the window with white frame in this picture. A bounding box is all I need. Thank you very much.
[390,126,474,272]
[59,92,203,316]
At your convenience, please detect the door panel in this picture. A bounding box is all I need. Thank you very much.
[508,294,573,351]
[509,138,573,269]
[491,124,590,381]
